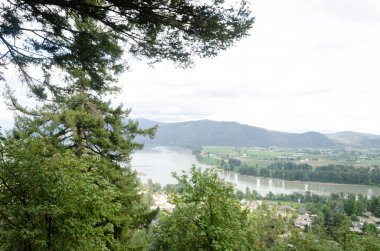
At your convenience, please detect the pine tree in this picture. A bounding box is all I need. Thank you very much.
[8,19,156,161]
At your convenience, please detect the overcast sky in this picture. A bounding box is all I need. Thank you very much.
[1,0,380,134]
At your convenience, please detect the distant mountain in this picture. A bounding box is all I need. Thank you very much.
[135,119,338,149]
[327,131,380,148]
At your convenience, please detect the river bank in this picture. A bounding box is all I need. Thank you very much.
[131,145,380,196]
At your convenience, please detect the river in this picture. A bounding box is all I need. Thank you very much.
[131,145,380,197]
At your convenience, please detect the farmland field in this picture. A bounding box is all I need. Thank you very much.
[200,146,380,169]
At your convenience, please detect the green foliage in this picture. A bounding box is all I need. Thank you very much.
[0,137,153,250]
[369,196,380,217]
[151,167,249,251]
[11,91,155,161]
[283,229,341,251]
[235,189,245,201]
[362,223,378,235]
[246,205,285,250]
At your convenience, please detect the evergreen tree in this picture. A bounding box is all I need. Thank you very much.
[7,18,156,160]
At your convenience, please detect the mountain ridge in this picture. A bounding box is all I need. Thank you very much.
[135,119,350,149]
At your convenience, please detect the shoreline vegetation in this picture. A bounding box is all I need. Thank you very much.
[194,146,380,187]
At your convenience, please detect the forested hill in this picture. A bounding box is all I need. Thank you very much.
[136,119,337,148]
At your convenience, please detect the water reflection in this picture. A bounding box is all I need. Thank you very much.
[132,145,380,197]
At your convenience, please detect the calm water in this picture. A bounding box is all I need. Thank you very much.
[131,145,380,197]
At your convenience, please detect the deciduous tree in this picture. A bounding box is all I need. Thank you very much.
[152,167,249,251]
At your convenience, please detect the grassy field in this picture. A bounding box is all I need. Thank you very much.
[200,146,380,169]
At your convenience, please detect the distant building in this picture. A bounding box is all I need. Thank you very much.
[151,193,175,212]
[245,200,262,211]
[350,213,380,234]
[295,213,311,229]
